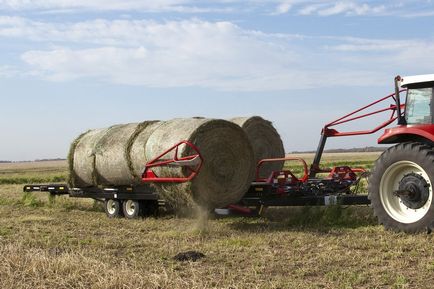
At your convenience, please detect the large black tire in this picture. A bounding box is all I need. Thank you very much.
[368,142,434,233]
[104,199,123,218]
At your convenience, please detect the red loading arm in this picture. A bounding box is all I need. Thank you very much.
[309,89,406,178]
[142,141,203,183]
[255,157,309,183]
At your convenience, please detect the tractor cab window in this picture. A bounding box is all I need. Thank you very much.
[405,87,433,124]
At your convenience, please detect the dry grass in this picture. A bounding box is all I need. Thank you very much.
[290,152,381,162]
[1,154,434,289]
[0,160,67,170]
[0,160,68,185]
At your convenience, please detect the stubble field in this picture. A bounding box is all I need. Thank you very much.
[1,153,434,289]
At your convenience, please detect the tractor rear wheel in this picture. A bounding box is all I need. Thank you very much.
[369,142,434,233]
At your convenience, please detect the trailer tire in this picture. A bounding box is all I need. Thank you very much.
[123,200,143,219]
[104,199,123,218]
[368,142,434,233]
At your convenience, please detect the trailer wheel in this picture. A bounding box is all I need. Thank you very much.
[123,200,142,219]
[104,199,123,218]
[369,143,434,233]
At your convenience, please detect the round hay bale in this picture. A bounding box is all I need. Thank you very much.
[146,118,255,210]
[69,127,111,187]
[67,130,90,187]
[70,121,161,187]
[230,116,285,179]
[94,122,159,186]
[130,121,163,182]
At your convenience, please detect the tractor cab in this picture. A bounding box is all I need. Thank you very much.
[378,74,434,145]
[400,75,434,125]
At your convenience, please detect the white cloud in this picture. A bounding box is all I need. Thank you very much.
[274,1,293,14]
[271,0,434,17]
[7,18,379,90]
[17,19,304,90]
[21,45,389,90]
[298,3,325,15]
[326,37,415,52]
[318,2,385,16]
[294,1,386,16]
[323,36,434,75]
[0,65,19,77]
[0,0,193,11]
[0,0,430,18]
[0,17,429,91]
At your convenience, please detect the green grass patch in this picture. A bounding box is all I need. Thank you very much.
[20,192,44,208]
[282,205,377,229]
[0,174,67,185]
[0,226,12,237]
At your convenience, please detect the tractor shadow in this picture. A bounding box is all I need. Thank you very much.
[227,205,378,233]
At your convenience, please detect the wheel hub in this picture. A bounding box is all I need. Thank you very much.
[107,200,117,214]
[125,200,136,215]
[397,173,430,209]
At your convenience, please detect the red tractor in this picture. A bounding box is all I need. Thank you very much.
[230,74,434,233]
[368,75,434,233]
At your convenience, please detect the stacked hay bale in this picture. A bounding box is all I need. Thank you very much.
[96,121,167,185]
[68,121,160,187]
[68,118,255,210]
[230,116,285,179]
[146,118,255,210]
[130,122,164,182]
[68,127,109,187]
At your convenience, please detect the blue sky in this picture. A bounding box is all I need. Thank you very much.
[0,0,433,160]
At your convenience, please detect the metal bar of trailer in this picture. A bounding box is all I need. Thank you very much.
[23,184,69,195]
[69,190,158,201]
[241,195,370,207]
[24,184,370,208]
[23,184,159,200]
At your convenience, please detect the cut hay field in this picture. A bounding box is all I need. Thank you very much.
[1,154,434,289]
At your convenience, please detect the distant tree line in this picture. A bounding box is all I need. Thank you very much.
[0,158,65,163]
[291,146,387,154]
[34,158,66,162]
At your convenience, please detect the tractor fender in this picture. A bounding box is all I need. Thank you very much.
[378,125,434,145]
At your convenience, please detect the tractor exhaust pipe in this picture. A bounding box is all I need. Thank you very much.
[395,75,405,125]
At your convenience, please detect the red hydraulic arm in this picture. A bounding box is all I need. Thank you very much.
[323,90,405,138]
[309,89,406,178]
[142,141,203,183]
[255,157,309,183]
